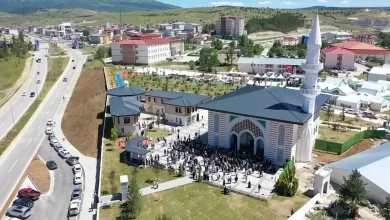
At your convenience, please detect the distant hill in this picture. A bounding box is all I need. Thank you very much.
[0,0,179,14]
[297,6,390,10]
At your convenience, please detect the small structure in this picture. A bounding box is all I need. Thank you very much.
[313,167,332,198]
[124,137,150,165]
[120,175,129,201]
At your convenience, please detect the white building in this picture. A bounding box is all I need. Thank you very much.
[368,66,390,81]
[216,16,245,37]
[327,143,390,204]
[321,31,354,42]
[349,18,390,26]
[172,22,186,31]
[278,36,299,47]
[158,24,173,30]
[184,23,202,33]
[111,38,184,65]
[238,57,306,75]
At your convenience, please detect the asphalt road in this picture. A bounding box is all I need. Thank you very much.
[0,44,49,141]
[0,45,85,213]
[29,139,78,220]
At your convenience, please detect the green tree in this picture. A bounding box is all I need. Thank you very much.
[119,167,143,220]
[253,44,263,55]
[188,60,196,70]
[275,164,298,196]
[198,48,219,72]
[341,105,346,121]
[156,214,172,220]
[321,40,329,49]
[339,169,368,215]
[107,48,112,57]
[297,49,306,58]
[110,124,119,140]
[211,39,223,50]
[380,196,390,220]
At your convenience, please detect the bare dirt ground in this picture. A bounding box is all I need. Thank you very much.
[62,67,106,158]
[0,156,50,217]
[314,139,380,164]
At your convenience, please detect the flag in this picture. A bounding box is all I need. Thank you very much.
[285,65,292,73]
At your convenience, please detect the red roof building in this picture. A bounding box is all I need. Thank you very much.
[321,47,356,69]
[130,33,161,40]
[279,36,298,47]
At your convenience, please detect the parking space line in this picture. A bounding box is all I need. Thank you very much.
[25,139,32,148]
[9,160,18,172]
[38,121,43,129]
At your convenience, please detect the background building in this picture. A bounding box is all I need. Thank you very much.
[321,47,355,69]
[330,41,390,63]
[131,33,161,40]
[216,16,245,37]
[367,65,390,81]
[321,31,353,42]
[278,36,299,47]
[238,57,306,75]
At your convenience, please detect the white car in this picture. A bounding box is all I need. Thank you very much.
[47,119,54,126]
[346,109,359,115]
[58,149,71,158]
[73,164,82,174]
[22,92,27,96]
[45,127,53,135]
[68,199,81,216]
[74,173,83,185]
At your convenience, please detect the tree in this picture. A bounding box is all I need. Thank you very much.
[211,39,223,50]
[197,167,202,182]
[154,166,161,181]
[275,164,298,196]
[147,102,156,114]
[321,40,329,49]
[253,44,263,55]
[110,124,119,140]
[326,104,333,121]
[119,167,144,219]
[156,214,172,220]
[188,60,196,70]
[339,169,368,215]
[226,41,235,66]
[297,49,306,58]
[83,29,90,38]
[341,105,346,121]
[198,48,219,72]
[380,196,390,220]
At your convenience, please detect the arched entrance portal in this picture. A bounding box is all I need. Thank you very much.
[255,138,265,156]
[230,134,238,150]
[239,131,254,155]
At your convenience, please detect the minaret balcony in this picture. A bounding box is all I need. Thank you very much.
[301,63,324,71]
[300,87,321,96]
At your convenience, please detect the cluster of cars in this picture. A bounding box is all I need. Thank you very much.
[320,105,378,119]
[7,188,41,219]
[44,119,83,217]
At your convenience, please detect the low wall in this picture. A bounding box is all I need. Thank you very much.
[288,193,321,220]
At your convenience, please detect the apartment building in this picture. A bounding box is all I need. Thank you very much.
[172,22,186,31]
[111,38,184,65]
[141,90,210,126]
[278,36,299,47]
[321,47,355,69]
[184,23,202,33]
[349,18,390,26]
[216,16,245,37]
[158,24,173,30]
[237,57,306,75]
[89,34,112,45]
[131,33,161,40]
[321,31,354,42]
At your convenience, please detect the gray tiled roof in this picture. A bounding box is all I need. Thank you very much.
[237,57,306,66]
[125,137,150,155]
[146,90,210,107]
[110,96,142,116]
[198,86,330,124]
[107,87,146,97]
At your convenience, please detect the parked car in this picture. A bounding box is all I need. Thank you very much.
[363,111,378,119]
[47,119,54,126]
[45,127,53,135]
[50,139,59,147]
[36,80,41,84]
[74,173,83,185]
[73,164,82,174]
[63,77,68,82]
[346,109,359,115]
[59,149,71,158]
[37,71,39,75]
[48,133,56,141]
[12,198,34,208]
[54,145,64,152]
[22,92,27,96]
[376,127,390,134]
[7,206,32,219]
[71,188,82,201]
[18,188,41,200]
[73,66,76,69]
[66,156,79,166]
[72,59,74,62]
[30,92,35,97]
[68,199,81,216]
[46,160,58,170]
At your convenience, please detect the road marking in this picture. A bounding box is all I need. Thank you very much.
[45,111,49,116]
[25,139,32,148]
[0,123,3,129]
[38,121,43,129]
[9,160,18,172]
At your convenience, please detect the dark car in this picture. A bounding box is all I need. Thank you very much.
[66,156,80,166]
[18,188,41,200]
[36,80,41,84]
[63,77,68,82]
[72,59,74,62]
[54,145,64,152]
[48,133,56,141]
[13,198,34,208]
[73,66,76,69]
[71,188,82,201]
[46,160,58,170]
[30,92,35,97]
[37,71,39,75]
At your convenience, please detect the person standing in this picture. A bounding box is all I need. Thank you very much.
[234,175,238,183]
[258,184,261,193]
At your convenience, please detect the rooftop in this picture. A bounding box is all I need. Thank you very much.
[144,90,210,107]
[198,86,330,125]
[237,57,306,66]
[132,33,161,38]
[106,86,146,97]
[330,41,387,51]
[321,47,355,55]
[369,66,390,75]
[125,137,150,155]
[109,96,142,116]
[115,38,179,45]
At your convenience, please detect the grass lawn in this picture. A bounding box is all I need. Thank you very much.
[82,45,100,54]
[49,45,67,56]
[145,128,172,143]
[366,60,382,67]
[126,75,239,97]
[0,57,68,155]
[318,127,358,143]
[100,183,309,220]
[0,55,28,92]
[83,56,104,70]
[320,111,379,127]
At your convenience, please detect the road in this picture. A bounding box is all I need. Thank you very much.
[0,43,49,141]
[29,139,78,220]
[0,45,85,214]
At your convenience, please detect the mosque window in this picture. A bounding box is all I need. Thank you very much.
[278,125,285,146]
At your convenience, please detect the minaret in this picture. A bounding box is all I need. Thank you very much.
[301,13,323,120]
[296,14,323,163]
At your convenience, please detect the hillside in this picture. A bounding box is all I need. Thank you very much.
[0,6,385,34]
[0,0,179,13]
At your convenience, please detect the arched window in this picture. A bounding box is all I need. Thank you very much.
[214,114,219,133]
[278,125,285,146]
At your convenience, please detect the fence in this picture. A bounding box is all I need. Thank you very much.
[315,130,385,154]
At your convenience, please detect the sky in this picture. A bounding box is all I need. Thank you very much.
[159,0,389,9]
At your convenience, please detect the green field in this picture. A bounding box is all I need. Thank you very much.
[0,7,379,34]
[0,57,69,155]
[318,127,358,143]
[0,55,28,95]
[125,75,240,97]
[100,183,308,220]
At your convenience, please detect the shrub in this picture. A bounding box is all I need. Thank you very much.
[275,163,298,197]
